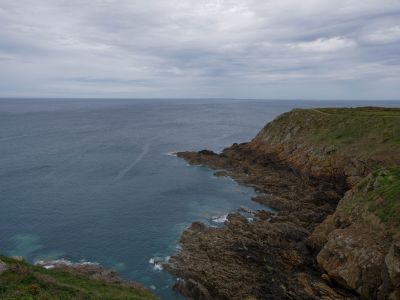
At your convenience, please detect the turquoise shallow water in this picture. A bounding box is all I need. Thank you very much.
[0,99,399,299]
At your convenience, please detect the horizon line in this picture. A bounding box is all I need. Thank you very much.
[1,97,400,102]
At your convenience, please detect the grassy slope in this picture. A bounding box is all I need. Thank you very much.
[260,107,400,156]
[0,256,158,300]
[258,107,400,234]
[315,110,400,228]
[341,168,400,235]
[310,107,400,152]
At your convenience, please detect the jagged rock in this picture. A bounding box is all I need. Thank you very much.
[385,242,400,299]
[317,224,388,298]
[214,170,228,177]
[173,279,212,300]
[169,108,400,300]
[312,169,400,299]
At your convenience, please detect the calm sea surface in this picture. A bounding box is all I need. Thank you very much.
[1,99,399,299]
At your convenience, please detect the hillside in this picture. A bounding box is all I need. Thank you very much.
[169,107,400,300]
[250,107,400,186]
[0,256,158,300]
[309,167,400,299]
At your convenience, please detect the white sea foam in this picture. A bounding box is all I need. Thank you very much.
[35,258,99,269]
[43,265,54,269]
[163,152,177,157]
[149,256,169,271]
[211,214,228,223]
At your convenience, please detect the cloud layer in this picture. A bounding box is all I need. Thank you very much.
[1,0,400,99]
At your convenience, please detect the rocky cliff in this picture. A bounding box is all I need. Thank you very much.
[166,107,400,300]
[309,169,400,299]
[249,107,400,187]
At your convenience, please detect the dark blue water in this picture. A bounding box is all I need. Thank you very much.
[1,99,399,299]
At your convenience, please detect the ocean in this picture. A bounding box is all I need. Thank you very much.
[1,98,399,299]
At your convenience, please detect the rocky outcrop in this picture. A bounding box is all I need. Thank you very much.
[167,213,356,300]
[167,108,400,300]
[385,243,400,299]
[35,260,126,285]
[309,169,400,299]
[178,145,344,231]
[169,147,355,299]
[248,108,400,187]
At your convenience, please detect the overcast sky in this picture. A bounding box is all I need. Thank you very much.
[1,0,400,99]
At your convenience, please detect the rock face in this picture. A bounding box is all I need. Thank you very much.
[386,243,400,299]
[248,108,400,187]
[169,147,354,300]
[167,108,400,300]
[309,169,400,299]
[167,213,356,300]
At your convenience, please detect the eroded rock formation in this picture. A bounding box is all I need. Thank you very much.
[166,108,400,300]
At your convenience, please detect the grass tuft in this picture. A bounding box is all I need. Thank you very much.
[343,168,400,233]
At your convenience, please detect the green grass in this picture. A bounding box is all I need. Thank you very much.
[258,107,400,227]
[0,256,158,300]
[343,168,400,234]
[262,107,400,158]
[371,169,400,227]
[306,108,400,148]
[311,108,400,147]
[315,107,400,117]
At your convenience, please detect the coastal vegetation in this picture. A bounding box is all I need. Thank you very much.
[259,107,400,156]
[349,168,400,233]
[0,255,158,300]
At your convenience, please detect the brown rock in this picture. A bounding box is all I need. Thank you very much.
[307,215,336,251]
[317,224,388,298]
[173,279,212,300]
[169,108,400,300]
[386,242,400,298]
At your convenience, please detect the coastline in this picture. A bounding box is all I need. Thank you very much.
[166,107,400,300]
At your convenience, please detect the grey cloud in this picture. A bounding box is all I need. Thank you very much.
[0,0,399,99]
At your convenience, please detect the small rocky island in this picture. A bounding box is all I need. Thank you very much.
[166,107,400,300]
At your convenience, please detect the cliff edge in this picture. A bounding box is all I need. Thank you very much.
[167,107,400,300]
[249,107,400,187]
